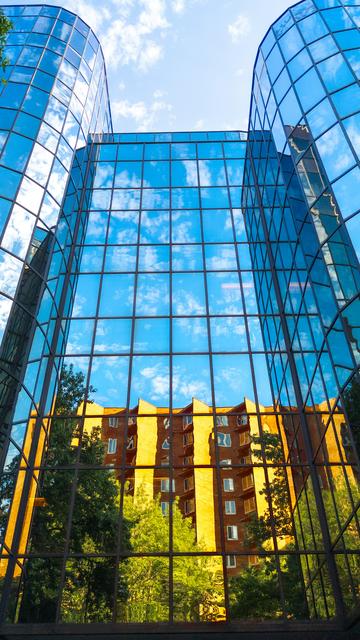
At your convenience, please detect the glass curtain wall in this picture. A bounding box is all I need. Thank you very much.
[1,130,314,625]
[245,0,360,620]
[0,1,111,447]
[0,4,111,616]
[0,0,359,633]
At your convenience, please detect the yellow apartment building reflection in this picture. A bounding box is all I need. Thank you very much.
[0,393,357,584]
[78,395,357,571]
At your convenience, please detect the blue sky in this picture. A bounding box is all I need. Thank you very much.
[5,0,295,131]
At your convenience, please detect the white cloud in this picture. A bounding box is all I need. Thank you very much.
[73,294,86,317]
[194,118,205,130]
[100,0,170,72]
[183,160,198,186]
[0,296,14,340]
[70,1,112,32]
[26,143,53,187]
[153,88,166,99]
[132,361,169,403]
[171,0,204,15]
[206,246,237,270]
[113,100,148,122]
[173,373,210,404]
[55,0,208,93]
[172,0,186,12]
[0,252,23,298]
[1,205,36,260]
[16,176,44,215]
[112,97,174,131]
[316,126,339,158]
[58,0,171,73]
[228,14,251,42]
[199,159,216,186]
[135,279,170,315]
[172,291,205,315]
[139,41,163,71]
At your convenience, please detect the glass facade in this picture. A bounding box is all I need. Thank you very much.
[0,1,359,637]
[245,0,360,624]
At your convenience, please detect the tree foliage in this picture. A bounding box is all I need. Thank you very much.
[229,423,360,620]
[229,430,308,620]
[343,373,360,456]
[15,364,119,623]
[295,472,360,617]
[118,490,224,623]
[11,365,223,623]
[0,10,12,81]
[229,553,307,620]
[244,432,293,548]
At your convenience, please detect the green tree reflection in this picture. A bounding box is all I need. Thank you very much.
[229,431,308,620]
[0,10,12,80]
[295,473,360,616]
[343,373,360,456]
[229,554,306,620]
[17,365,119,623]
[245,432,293,547]
[13,365,222,623]
[118,491,223,622]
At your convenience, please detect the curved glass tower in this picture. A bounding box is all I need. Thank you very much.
[0,1,359,638]
[0,5,111,591]
[244,0,360,623]
[0,2,111,451]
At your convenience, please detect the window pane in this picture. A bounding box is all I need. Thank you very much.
[172,274,206,316]
[213,354,254,405]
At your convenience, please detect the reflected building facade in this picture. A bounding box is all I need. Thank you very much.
[0,1,359,637]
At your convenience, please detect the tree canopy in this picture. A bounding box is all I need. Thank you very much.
[117,491,224,623]
[0,10,12,80]
[9,364,223,624]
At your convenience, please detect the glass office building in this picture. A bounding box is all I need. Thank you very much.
[0,1,359,638]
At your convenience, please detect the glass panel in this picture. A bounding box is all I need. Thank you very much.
[171,160,198,186]
[172,273,206,316]
[172,245,203,271]
[205,244,238,270]
[108,211,139,244]
[136,274,170,316]
[15,559,62,623]
[66,319,94,354]
[61,559,115,622]
[172,210,201,243]
[138,245,170,272]
[202,209,234,242]
[89,356,130,407]
[94,319,132,354]
[228,556,283,620]
[140,210,169,244]
[173,556,225,622]
[104,246,137,272]
[173,317,209,353]
[99,274,135,317]
[207,273,243,315]
[134,318,169,353]
[69,470,120,552]
[117,558,169,622]
[210,317,247,352]
[114,161,141,188]
[143,161,169,187]
[213,354,254,405]
[130,355,169,406]
[172,355,212,406]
